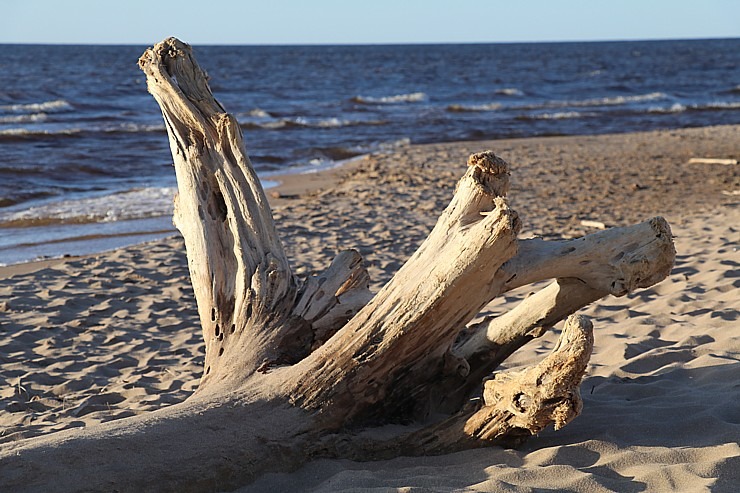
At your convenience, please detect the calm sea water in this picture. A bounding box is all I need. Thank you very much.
[1,39,739,265]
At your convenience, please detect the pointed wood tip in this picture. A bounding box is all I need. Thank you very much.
[467,151,510,176]
[462,151,511,199]
[138,37,188,68]
[155,37,191,55]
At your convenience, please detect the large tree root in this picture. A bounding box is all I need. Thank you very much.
[0,38,676,493]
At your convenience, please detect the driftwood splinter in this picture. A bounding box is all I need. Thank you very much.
[0,38,676,492]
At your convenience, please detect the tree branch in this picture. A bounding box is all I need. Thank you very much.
[288,152,521,426]
[500,217,675,295]
[434,218,675,412]
[139,38,297,385]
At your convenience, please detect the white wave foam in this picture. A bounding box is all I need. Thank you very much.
[242,117,339,130]
[520,92,669,111]
[0,187,176,226]
[0,99,73,113]
[0,123,165,138]
[293,117,386,128]
[447,103,502,112]
[242,116,386,130]
[648,101,740,114]
[246,119,287,130]
[648,103,687,114]
[0,127,82,138]
[246,108,272,118]
[447,92,669,114]
[267,137,410,178]
[235,108,275,123]
[106,123,166,133]
[700,101,740,110]
[495,88,524,96]
[0,113,48,124]
[352,92,428,104]
[557,92,668,108]
[528,111,591,120]
[372,137,410,151]
[293,117,348,128]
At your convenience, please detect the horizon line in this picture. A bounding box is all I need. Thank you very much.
[1,35,738,47]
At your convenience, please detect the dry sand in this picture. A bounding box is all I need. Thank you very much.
[1,125,738,491]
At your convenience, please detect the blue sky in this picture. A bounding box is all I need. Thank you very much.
[2,0,739,45]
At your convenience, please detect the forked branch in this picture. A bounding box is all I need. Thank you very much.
[288,152,521,426]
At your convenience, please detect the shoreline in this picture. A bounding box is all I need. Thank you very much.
[0,124,737,280]
[0,153,371,276]
[0,155,369,279]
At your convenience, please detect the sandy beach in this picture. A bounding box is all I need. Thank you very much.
[1,125,738,491]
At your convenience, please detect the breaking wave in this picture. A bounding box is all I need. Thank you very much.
[0,127,83,140]
[531,92,669,110]
[495,88,524,96]
[699,101,740,110]
[245,108,272,118]
[0,123,166,141]
[648,101,740,114]
[0,113,48,124]
[517,111,594,120]
[109,123,166,133]
[351,92,428,104]
[267,138,411,177]
[648,103,688,114]
[447,103,502,112]
[446,92,670,113]
[0,187,177,227]
[0,99,73,113]
[240,116,387,130]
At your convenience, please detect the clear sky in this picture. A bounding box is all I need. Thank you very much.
[2,0,739,45]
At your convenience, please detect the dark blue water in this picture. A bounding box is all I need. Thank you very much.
[0,39,739,264]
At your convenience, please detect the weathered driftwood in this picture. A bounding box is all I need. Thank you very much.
[0,38,676,492]
[687,157,737,166]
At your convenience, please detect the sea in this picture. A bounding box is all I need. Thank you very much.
[1,39,739,266]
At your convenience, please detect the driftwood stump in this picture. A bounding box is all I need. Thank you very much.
[0,38,676,492]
